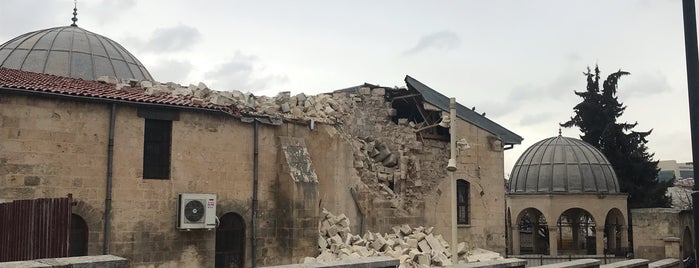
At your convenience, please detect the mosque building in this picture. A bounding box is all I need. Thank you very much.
[0,7,524,267]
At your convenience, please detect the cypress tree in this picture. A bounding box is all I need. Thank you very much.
[561,66,672,208]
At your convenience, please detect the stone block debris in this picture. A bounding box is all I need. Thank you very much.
[304,209,499,267]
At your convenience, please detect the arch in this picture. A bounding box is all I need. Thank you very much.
[683,226,693,260]
[216,212,246,268]
[516,208,549,254]
[457,179,469,224]
[557,208,596,255]
[604,208,625,256]
[69,214,88,256]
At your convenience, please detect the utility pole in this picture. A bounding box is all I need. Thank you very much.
[448,98,458,261]
[681,0,699,266]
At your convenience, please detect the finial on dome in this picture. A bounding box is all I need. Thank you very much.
[558,127,562,136]
[70,0,78,27]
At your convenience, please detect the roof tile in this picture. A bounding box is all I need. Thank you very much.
[0,67,238,115]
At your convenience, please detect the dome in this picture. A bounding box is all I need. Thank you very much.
[0,26,153,81]
[509,135,620,194]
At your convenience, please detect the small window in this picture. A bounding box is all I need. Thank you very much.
[143,119,172,179]
[457,179,469,224]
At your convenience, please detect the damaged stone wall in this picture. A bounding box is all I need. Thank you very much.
[1,76,510,267]
[275,136,321,264]
[324,85,507,253]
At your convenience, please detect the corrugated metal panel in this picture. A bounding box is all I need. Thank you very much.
[0,195,72,262]
[404,75,524,145]
[335,78,524,145]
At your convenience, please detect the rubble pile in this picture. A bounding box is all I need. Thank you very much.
[304,209,475,268]
[97,76,357,124]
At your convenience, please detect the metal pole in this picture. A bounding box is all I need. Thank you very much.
[103,103,116,254]
[449,98,458,261]
[252,120,259,268]
[682,0,699,266]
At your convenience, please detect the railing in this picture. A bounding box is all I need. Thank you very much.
[510,254,629,267]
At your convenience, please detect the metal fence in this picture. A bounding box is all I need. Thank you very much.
[510,254,629,267]
[0,195,72,262]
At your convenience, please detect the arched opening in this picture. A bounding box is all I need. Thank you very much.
[683,226,693,260]
[517,208,549,254]
[557,208,596,255]
[604,208,625,256]
[216,212,245,268]
[69,214,88,256]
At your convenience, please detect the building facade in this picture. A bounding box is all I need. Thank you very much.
[0,62,521,267]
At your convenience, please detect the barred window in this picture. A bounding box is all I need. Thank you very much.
[143,119,172,179]
[457,179,469,224]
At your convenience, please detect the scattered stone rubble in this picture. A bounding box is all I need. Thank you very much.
[97,76,356,124]
[303,209,496,268]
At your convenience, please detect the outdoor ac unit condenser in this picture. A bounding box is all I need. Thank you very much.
[177,193,216,230]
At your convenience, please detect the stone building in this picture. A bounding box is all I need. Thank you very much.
[631,208,693,262]
[0,20,522,267]
[506,135,628,257]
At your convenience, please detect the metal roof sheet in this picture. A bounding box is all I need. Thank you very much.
[404,75,523,145]
[509,135,620,194]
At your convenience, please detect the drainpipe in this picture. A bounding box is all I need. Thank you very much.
[103,103,116,254]
[240,116,281,267]
[252,119,259,268]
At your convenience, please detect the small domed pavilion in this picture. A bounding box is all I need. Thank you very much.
[506,134,628,256]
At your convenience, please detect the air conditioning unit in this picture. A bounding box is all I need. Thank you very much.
[177,193,216,230]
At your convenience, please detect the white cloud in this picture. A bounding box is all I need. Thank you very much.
[143,25,201,52]
[403,31,461,55]
[621,71,672,99]
[149,59,193,84]
[204,51,289,91]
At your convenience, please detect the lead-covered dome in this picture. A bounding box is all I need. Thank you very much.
[0,26,153,81]
[509,135,620,194]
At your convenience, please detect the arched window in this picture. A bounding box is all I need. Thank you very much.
[70,214,88,256]
[457,179,469,224]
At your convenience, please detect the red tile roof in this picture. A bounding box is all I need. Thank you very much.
[0,67,238,115]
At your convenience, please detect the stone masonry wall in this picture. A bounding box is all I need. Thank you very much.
[0,95,109,255]
[319,86,508,253]
[0,80,512,266]
[631,208,691,261]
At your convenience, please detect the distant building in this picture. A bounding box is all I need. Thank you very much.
[658,160,693,182]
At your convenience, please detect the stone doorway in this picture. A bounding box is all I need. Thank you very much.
[69,214,88,256]
[216,213,245,268]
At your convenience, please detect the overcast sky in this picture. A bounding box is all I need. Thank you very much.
[1,0,695,177]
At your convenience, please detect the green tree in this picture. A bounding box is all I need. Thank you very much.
[561,66,672,208]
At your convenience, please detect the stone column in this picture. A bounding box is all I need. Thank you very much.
[620,226,628,250]
[512,226,521,255]
[608,225,617,251]
[596,227,605,255]
[549,226,558,256]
